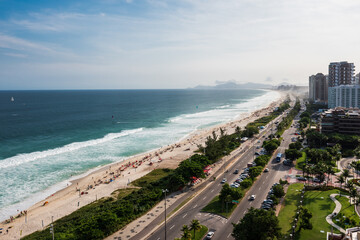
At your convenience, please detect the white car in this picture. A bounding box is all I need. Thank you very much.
[221,178,227,183]
[249,195,256,200]
[206,231,215,239]
[264,168,269,172]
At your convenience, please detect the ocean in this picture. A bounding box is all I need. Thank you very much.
[0,89,279,220]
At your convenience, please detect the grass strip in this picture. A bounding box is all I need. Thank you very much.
[188,225,208,240]
[278,183,304,235]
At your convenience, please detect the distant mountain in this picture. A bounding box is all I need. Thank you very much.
[191,82,273,90]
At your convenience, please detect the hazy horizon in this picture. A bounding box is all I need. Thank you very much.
[1,0,359,90]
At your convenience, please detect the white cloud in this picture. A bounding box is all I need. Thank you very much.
[3,52,27,58]
[2,0,360,89]
[0,33,54,52]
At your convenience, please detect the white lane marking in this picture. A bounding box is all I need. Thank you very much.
[183,213,187,218]
[203,196,207,200]
[157,238,160,240]
[170,225,175,230]
[249,201,253,205]
[266,175,268,179]
[259,186,261,190]
[227,233,231,238]
[211,189,214,193]
[193,204,198,208]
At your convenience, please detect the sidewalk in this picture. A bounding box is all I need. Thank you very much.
[326,194,347,234]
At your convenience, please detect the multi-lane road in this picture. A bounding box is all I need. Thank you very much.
[134,107,302,240]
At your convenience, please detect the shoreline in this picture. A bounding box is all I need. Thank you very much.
[0,90,285,239]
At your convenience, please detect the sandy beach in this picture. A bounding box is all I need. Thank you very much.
[0,91,285,239]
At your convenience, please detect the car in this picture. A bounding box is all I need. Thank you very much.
[244,168,249,173]
[255,152,261,156]
[249,195,256,200]
[283,160,291,166]
[313,178,321,183]
[256,146,261,149]
[263,199,273,204]
[264,168,269,172]
[297,177,307,181]
[257,140,261,143]
[234,169,239,174]
[262,203,272,208]
[221,178,227,183]
[235,179,243,184]
[206,231,215,239]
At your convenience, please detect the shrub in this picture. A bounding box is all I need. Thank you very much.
[240,179,252,189]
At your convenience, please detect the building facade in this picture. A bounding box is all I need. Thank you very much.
[328,85,360,108]
[309,73,328,103]
[328,61,355,87]
[321,108,360,135]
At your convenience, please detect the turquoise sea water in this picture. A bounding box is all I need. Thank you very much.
[0,89,279,220]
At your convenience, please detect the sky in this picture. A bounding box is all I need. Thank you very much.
[1,0,360,90]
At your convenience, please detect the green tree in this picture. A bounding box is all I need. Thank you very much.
[232,207,281,240]
[249,166,263,179]
[263,141,278,154]
[299,207,313,230]
[325,164,335,185]
[343,169,350,182]
[289,141,302,150]
[272,184,285,198]
[254,155,270,167]
[336,175,345,189]
[285,149,302,161]
[181,225,191,240]
[240,178,252,189]
[189,219,201,239]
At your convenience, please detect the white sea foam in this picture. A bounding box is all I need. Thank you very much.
[0,128,143,169]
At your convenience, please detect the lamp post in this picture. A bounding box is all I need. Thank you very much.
[162,189,169,240]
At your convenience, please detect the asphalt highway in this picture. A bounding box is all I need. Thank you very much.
[142,111,295,240]
[212,114,301,240]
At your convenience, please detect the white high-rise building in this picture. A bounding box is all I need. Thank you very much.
[328,85,360,108]
[327,61,359,108]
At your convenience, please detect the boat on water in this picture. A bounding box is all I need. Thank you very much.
[11,97,14,102]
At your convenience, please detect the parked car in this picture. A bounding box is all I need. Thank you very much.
[297,177,307,181]
[206,231,215,239]
[235,178,243,183]
[264,168,269,172]
[313,178,321,183]
[283,160,292,166]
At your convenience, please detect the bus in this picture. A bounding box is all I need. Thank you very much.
[276,153,282,162]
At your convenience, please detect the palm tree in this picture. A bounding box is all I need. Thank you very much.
[350,188,357,205]
[336,175,345,189]
[345,181,354,191]
[326,165,335,186]
[343,169,350,182]
[189,219,201,239]
[181,225,191,240]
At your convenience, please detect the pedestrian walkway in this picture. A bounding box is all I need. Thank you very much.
[326,194,347,234]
